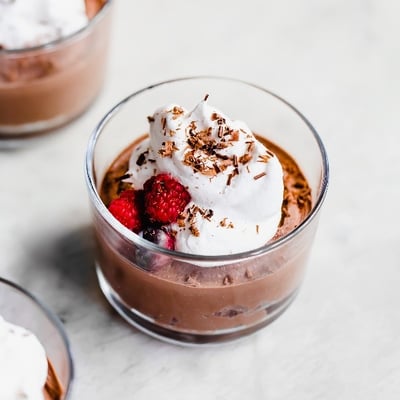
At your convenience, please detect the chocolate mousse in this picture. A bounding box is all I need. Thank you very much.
[45,360,64,400]
[93,99,312,342]
[0,0,111,137]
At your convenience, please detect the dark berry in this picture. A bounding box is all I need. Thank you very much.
[141,227,175,250]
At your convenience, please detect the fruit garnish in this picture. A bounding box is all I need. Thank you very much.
[108,189,144,233]
[143,173,191,224]
[141,227,175,250]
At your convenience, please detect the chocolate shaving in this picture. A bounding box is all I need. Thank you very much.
[253,172,267,180]
[247,141,255,153]
[176,212,186,228]
[171,106,184,119]
[216,117,226,125]
[158,141,178,158]
[211,112,220,121]
[231,130,239,141]
[245,269,253,279]
[266,149,275,157]
[180,111,248,183]
[147,116,155,123]
[204,209,214,220]
[185,273,199,286]
[115,173,131,182]
[223,275,233,285]
[219,218,234,229]
[136,150,149,166]
[257,154,270,163]
[233,155,238,168]
[239,153,252,164]
[189,225,200,237]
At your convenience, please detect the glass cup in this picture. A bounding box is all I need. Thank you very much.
[85,77,329,345]
[0,278,73,398]
[0,0,113,140]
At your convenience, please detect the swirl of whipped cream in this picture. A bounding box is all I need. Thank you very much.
[0,0,88,49]
[127,98,284,256]
[0,315,48,400]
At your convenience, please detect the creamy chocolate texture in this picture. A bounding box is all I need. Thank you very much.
[0,0,110,136]
[96,133,312,337]
[44,360,63,400]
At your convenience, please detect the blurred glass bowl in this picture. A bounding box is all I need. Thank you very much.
[0,277,73,399]
[0,0,113,140]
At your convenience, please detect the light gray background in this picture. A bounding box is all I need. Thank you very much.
[1,0,399,398]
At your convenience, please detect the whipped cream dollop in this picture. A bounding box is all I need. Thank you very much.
[0,0,88,50]
[127,98,284,256]
[0,315,48,400]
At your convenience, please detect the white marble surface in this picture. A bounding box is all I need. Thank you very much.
[1,0,399,398]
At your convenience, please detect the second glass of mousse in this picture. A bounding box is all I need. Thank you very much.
[85,77,329,345]
[0,0,113,139]
[0,277,73,399]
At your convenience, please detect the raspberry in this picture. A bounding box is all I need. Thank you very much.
[142,227,175,250]
[143,173,191,224]
[108,189,144,233]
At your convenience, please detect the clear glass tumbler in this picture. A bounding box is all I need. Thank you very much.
[0,278,73,399]
[85,77,329,345]
[0,0,113,139]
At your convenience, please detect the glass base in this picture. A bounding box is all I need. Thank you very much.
[0,114,69,136]
[96,264,298,346]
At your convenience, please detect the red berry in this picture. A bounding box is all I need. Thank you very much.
[108,189,143,233]
[142,227,175,250]
[143,173,191,224]
[119,190,136,200]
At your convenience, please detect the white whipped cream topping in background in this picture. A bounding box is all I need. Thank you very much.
[0,315,48,400]
[0,0,88,50]
[128,99,284,257]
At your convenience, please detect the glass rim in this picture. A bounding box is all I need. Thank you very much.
[0,277,74,399]
[0,0,113,55]
[85,76,329,263]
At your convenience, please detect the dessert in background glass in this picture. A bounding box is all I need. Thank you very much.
[85,77,329,345]
[0,277,73,399]
[0,0,113,139]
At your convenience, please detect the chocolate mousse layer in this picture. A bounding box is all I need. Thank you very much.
[0,0,111,137]
[95,134,312,339]
[44,359,63,400]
